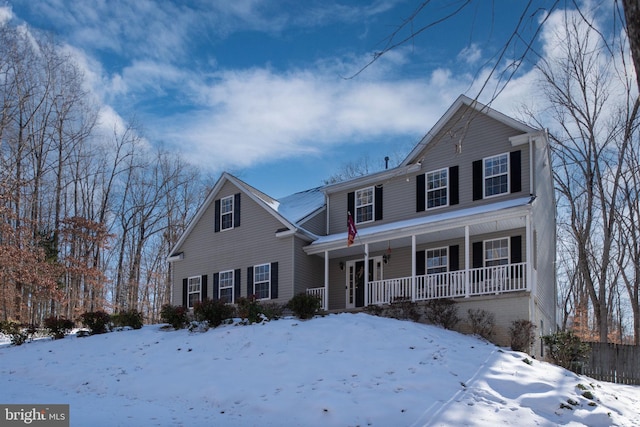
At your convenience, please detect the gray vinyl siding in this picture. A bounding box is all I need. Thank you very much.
[327,107,531,235]
[299,209,326,235]
[292,237,324,296]
[172,180,293,305]
[531,135,557,325]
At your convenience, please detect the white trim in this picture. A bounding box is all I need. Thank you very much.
[187,275,202,309]
[426,246,449,274]
[253,263,271,301]
[401,95,537,167]
[305,196,533,254]
[219,195,235,231]
[425,167,449,210]
[483,237,510,266]
[355,186,375,225]
[482,152,510,199]
[167,253,184,262]
[218,269,234,302]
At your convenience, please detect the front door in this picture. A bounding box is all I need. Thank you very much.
[346,257,383,308]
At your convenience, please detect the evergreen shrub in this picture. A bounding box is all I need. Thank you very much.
[287,293,322,320]
[160,304,189,329]
[542,330,591,369]
[80,310,112,335]
[43,316,74,339]
[111,309,144,330]
[193,298,234,327]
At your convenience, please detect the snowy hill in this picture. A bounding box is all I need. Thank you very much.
[1,313,639,426]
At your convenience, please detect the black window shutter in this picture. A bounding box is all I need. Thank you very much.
[374,186,383,221]
[247,266,254,298]
[347,192,355,217]
[510,150,522,193]
[472,241,484,268]
[271,262,279,299]
[201,275,208,301]
[182,278,188,308]
[450,166,459,205]
[234,193,241,227]
[472,160,483,200]
[416,174,426,212]
[511,236,522,263]
[234,269,241,302]
[449,245,459,271]
[214,199,221,232]
[212,273,219,301]
[416,250,426,276]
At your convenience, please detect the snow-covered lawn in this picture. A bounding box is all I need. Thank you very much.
[1,313,639,426]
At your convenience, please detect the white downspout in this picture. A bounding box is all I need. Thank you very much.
[529,135,534,195]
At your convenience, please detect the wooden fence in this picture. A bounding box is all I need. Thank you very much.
[572,342,640,385]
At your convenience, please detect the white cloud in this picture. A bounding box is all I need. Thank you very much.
[457,44,482,65]
[0,6,13,25]
[151,64,467,171]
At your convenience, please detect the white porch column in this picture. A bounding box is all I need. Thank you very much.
[465,225,470,298]
[323,250,329,311]
[526,214,534,293]
[411,235,416,302]
[364,243,370,307]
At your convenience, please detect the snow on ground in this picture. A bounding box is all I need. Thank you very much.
[1,313,639,427]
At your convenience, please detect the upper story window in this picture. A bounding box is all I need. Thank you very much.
[484,153,509,197]
[426,168,448,209]
[355,187,374,224]
[426,247,448,274]
[187,276,201,309]
[220,195,234,230]
[219,270,234,303]
[485,238,509,266]
[253,263,271,300]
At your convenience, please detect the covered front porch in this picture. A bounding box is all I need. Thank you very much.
[304,196,535,311]
[307,262,528,309]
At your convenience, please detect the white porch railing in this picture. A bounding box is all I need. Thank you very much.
[307,262,528,308]
[306,287,326,309]
[367,262,528,306]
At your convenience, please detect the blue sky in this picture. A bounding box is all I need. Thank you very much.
[3,0,568,197]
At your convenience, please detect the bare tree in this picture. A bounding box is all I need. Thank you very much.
[533,12,639,343]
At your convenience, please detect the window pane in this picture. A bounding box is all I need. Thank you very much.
[355,188,374,223]
[220,196,234,230]
[254,264,271,300]
[427,248,448,274]
[485,239,509,266]
[426,169,448,208]
[484,154,508,197]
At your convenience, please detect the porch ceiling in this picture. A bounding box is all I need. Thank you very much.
[305,196,533,258]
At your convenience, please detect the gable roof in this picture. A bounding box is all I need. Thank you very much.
[400,94,538,167]
[169,172,325,258]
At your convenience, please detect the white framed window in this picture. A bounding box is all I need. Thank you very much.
[220,195,234,230]
[187,276,201,309]
[355,187,374,224]
[485,238,509,266]
[253,263,271,300]
[426,247,448,274]
[426,168,448,209]
[484,153,509,197]
[219,270,234,303]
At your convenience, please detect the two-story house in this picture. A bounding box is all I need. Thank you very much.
[169,95,557,357]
